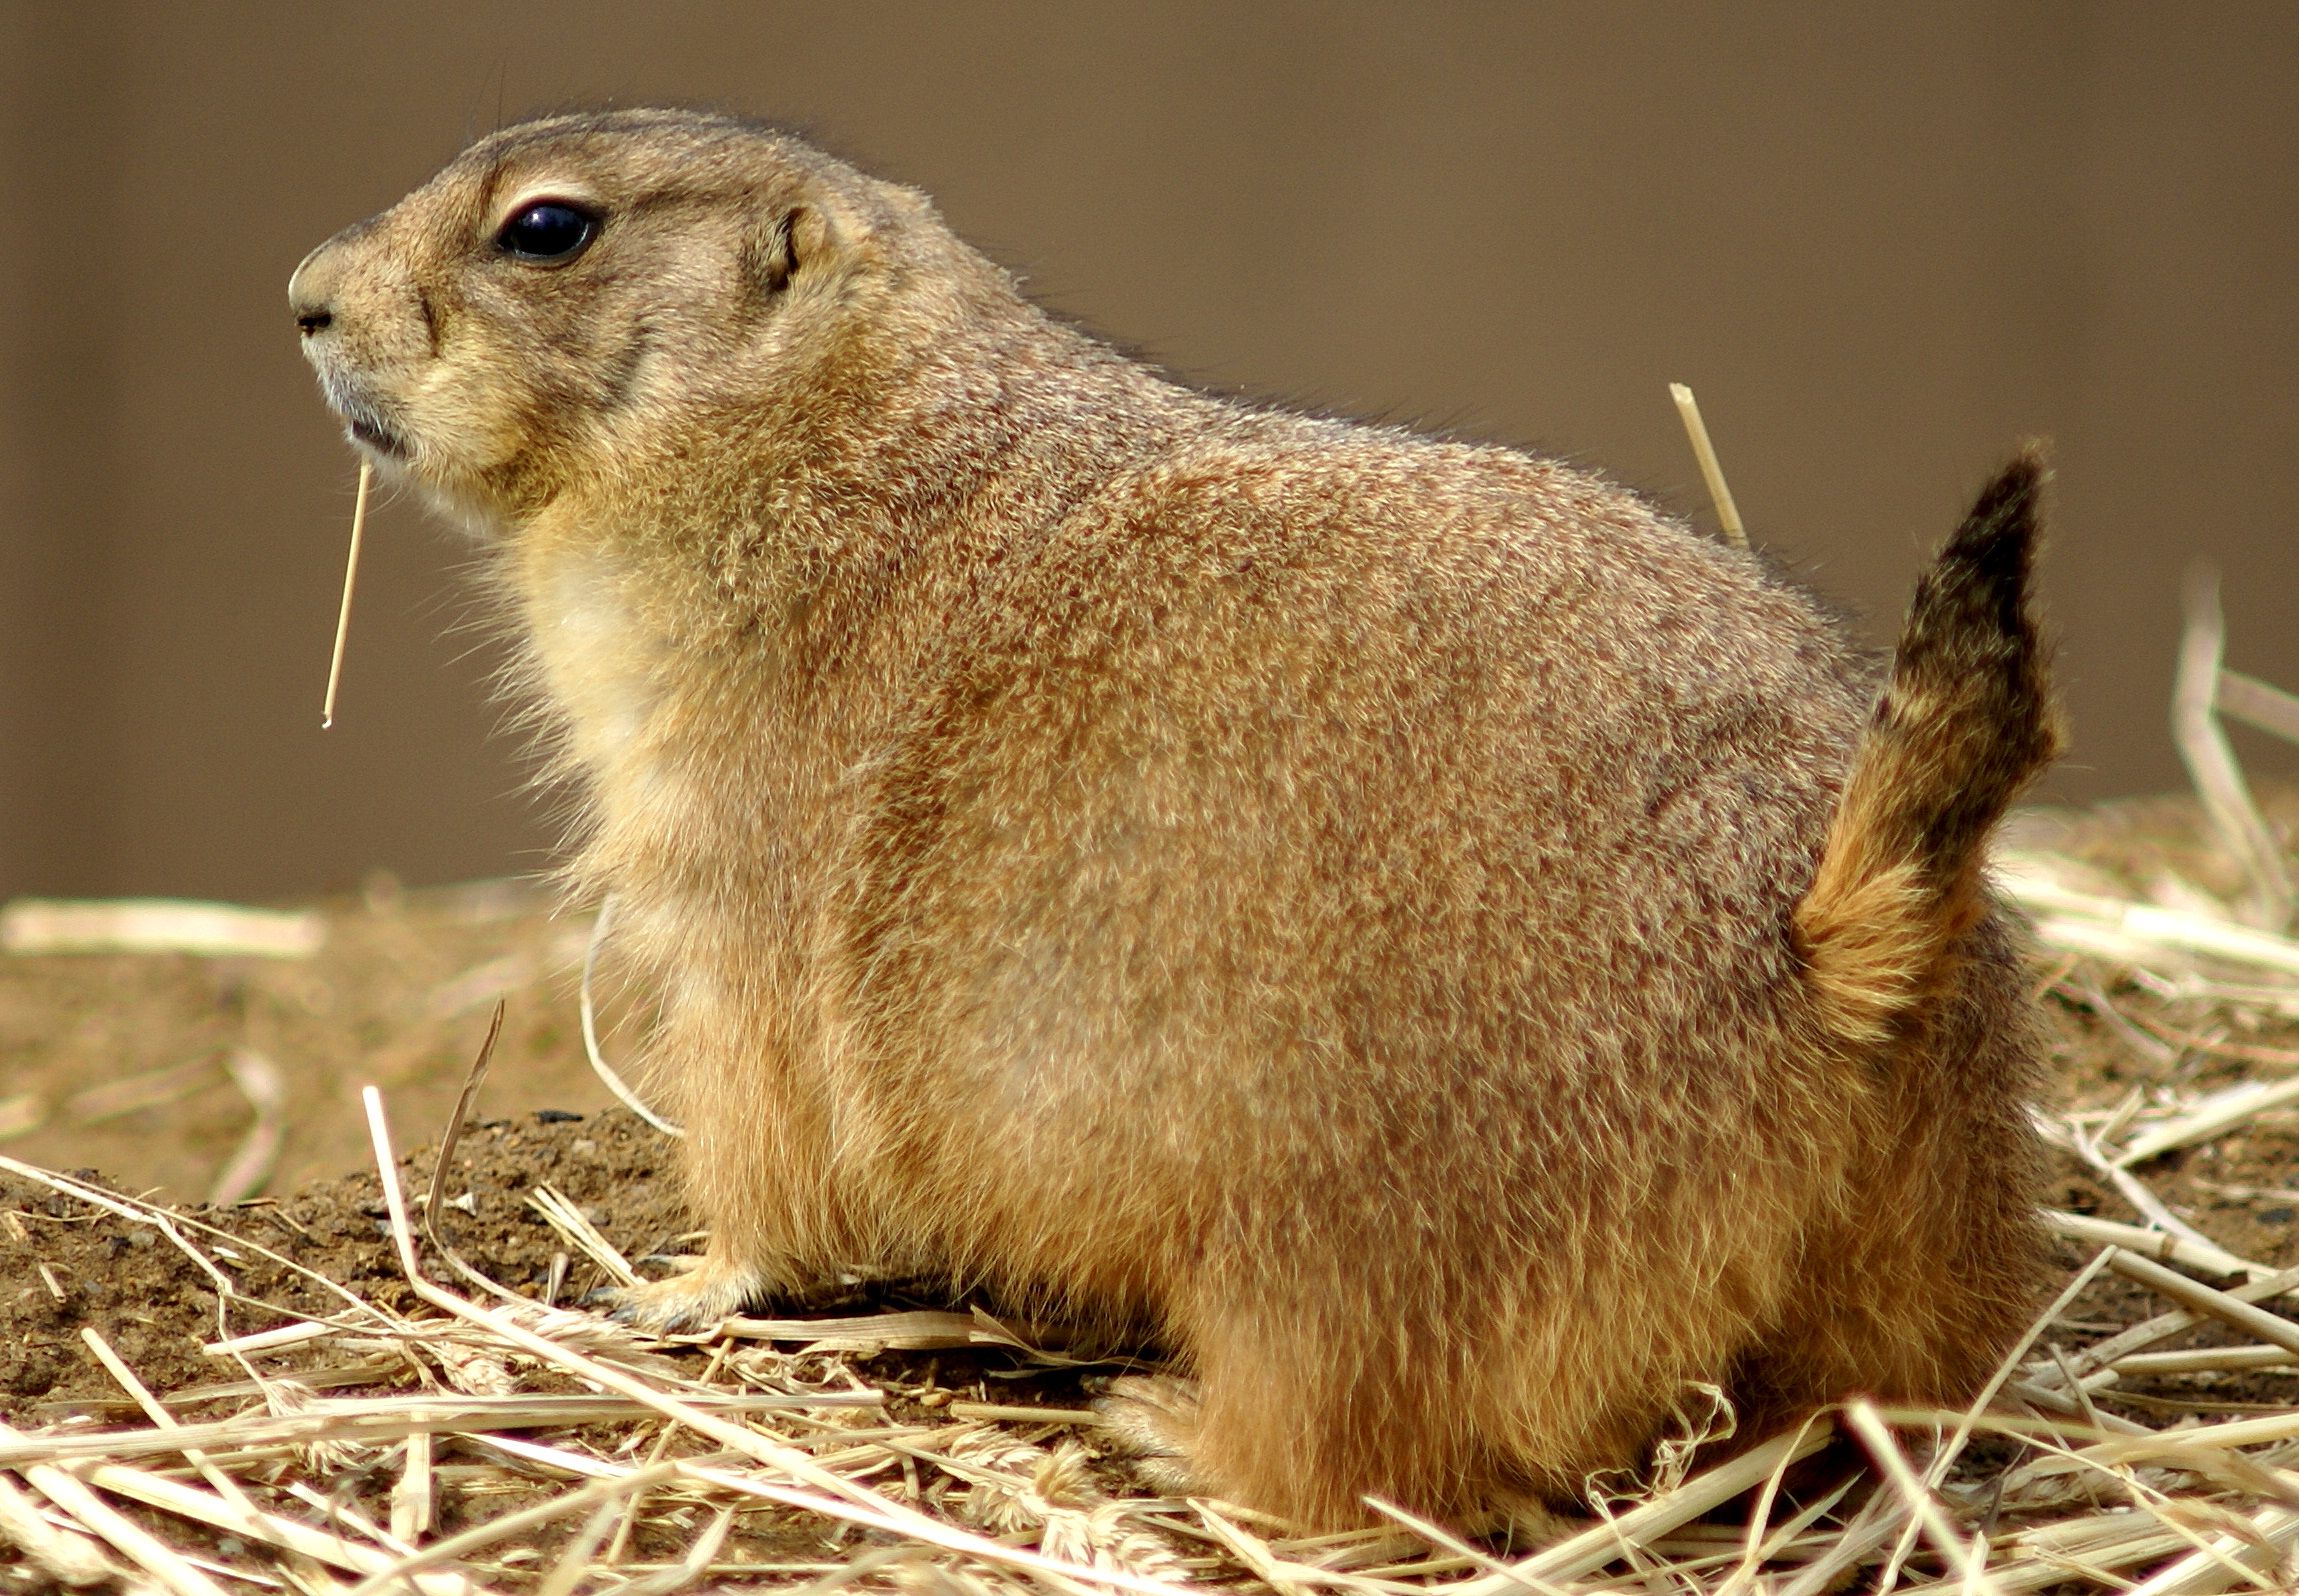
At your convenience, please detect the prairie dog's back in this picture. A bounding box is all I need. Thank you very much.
[292,109,2055,1530]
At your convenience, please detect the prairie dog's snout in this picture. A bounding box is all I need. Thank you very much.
[295,109,2060,1533]
[290,218,460,460]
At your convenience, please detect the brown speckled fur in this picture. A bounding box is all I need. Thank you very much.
[290,109,2062,1531]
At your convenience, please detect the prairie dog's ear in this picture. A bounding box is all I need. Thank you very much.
[791,205,837,268]
[747,203,839,296]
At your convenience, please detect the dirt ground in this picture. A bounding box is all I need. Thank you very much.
[4,1109,657,1408]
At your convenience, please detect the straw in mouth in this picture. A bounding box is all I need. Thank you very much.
[321,457,373,730]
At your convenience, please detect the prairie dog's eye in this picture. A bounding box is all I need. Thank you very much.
[497,201,598,262]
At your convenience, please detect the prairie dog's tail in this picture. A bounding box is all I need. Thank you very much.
[1794,450,2065,1043]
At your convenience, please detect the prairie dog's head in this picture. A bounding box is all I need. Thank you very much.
[290,109,952,526]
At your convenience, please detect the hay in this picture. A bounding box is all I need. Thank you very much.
[7,598,2299,1593]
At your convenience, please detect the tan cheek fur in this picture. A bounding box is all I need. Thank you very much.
[409,359,532,482]
[292,109,2058,1533]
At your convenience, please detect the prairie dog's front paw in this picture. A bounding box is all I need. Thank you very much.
[600,1256,766,1334]
[1094,1373,1205,1496]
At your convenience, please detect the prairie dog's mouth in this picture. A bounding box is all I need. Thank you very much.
[318,375,414,461]
[344,412,412,459]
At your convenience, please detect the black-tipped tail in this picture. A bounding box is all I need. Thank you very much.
[1793,449,2065,1042]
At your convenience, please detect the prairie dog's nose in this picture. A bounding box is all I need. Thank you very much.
[289,240,342,336]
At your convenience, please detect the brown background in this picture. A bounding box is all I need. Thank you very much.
[2,2,2294,903]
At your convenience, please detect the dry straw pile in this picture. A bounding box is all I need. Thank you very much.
[8,581,2299,1594]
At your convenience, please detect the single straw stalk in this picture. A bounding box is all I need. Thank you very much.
[1669,384,1748,550]
[322,457,373,729]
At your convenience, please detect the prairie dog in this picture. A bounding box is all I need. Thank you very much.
[290,110,2062,1530]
